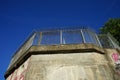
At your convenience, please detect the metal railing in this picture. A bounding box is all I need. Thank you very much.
[11,28,120,60]
[98,33,120,49]
[8,28,120,70]
[32,29,100,46]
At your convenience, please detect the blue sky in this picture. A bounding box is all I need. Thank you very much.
[0,0,120,79]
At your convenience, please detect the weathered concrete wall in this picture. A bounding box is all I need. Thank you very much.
[6,58,30,80]
[5,44,120,80]
[105,49,120,80]
[25,52,113,80]
[5,44,105,78]
[105,49,119,64]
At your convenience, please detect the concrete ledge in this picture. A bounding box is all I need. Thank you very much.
[4,43,105,78]
[29,44,105,54]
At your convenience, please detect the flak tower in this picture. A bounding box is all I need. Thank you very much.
[5,28,120,80]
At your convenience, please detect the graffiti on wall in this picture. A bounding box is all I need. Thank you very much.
[112,53,120,75]
[12,69,26,80]
[7,58,30,80]
[112,53,119,62]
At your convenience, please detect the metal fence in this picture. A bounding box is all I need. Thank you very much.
[98,33,120,49]
[8,28,120,70]
[10,29,101,64]
[32,29,101,46]
[11,28,120,60]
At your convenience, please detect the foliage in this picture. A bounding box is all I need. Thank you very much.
[100,18,120,44]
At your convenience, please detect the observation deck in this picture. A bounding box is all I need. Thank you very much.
[5,28,120,78]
